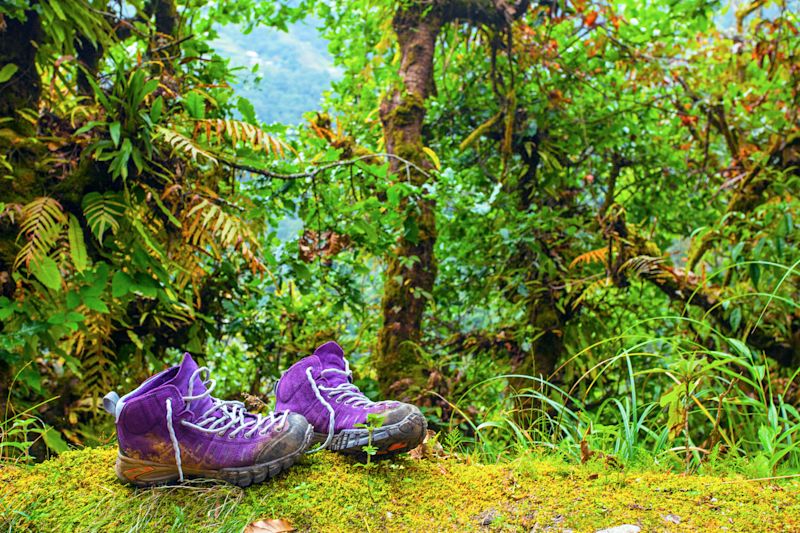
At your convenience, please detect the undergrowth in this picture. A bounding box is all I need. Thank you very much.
[2,447,800,532]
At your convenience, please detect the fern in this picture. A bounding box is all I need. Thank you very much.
[571,277,612,309]
[180,197,264,280]
[444,427,464,454]
[619,255,665,277]
[157,126,218,164]
[14,197,66,270]
[569,247,608,269]
[82,192,126,242]
[193,119,289,157]
[77,310,115,403]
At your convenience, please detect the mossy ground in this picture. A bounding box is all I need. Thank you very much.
[2,447,799,532]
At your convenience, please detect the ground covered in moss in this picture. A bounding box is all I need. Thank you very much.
[2,447,799,531]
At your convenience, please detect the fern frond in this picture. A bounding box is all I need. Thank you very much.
[569,247,608,269]
[82,191,126,242]
[14,197,66,270]
[193,119,291,157]
[81,310,115,401]
[571,277,612,309]
[157,126,218,165]
[184,198,240,251]
[619,254,665,276]
[181,197,264,274]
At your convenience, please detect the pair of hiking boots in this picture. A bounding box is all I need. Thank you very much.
[103,341,426,487]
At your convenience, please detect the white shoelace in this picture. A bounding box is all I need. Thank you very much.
[164,367,289,481]
[305,358,378,453]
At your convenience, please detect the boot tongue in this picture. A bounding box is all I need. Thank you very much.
[313,341,349,386]
[169,353,215,416]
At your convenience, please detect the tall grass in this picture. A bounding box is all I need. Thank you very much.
[442,260,799,477]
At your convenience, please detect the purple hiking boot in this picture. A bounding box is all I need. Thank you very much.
[275,341,427,458]
[103,353,313,487]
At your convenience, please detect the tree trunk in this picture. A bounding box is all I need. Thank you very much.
[0,10,44,297]
[511,132,567,387]
[0,11,42,121]
[376,6,442,397]
[147,0,180,36]
[375,0,531,397]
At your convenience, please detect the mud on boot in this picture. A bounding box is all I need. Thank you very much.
[104,353,313,487]
[275,341,427,458]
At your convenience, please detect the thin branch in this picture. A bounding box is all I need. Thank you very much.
[151,34,194,54]
[219,153,434,182]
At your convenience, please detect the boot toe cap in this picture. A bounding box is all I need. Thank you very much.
[376,402,423,427]
[255,413,312,463]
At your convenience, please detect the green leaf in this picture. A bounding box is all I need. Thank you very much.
[82,191,125,241]
[237,97,257,124]
[142,78,160,97]
[729,307,742,332]
[65,311,85,323]
[0,298,15,321]
[127,329,144,350]
[150,96,164,123]
[727,337,751,359]
[48,0,67,20]
[111,270,133,298]
[68,215,88,272]
[83,296,109,313]
[42,426,69,454]
[184,92,205,119]
[0,63,18,84]
[748,263,760,290]
[31,256,62,291]
[109,121,121,147]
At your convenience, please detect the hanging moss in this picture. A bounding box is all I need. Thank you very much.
[3,447,800,531]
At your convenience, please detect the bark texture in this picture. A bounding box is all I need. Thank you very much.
[376,7,442,397]
[376,0,530,396]
[0,11,42,119]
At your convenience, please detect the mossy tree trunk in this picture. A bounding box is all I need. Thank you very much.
[376,6,442,397]
[376,0,531,397]
[147,0,180,37]
[0,10,42,123]
[510,134,568,389]
[0,9,44,297]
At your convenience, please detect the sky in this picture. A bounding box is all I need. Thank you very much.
[211,21,341,125]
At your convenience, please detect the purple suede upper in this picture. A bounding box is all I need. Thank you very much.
[275,341,398,433]
[116,353,288,469]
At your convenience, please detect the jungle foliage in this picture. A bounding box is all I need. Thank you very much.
[0,0,798,478]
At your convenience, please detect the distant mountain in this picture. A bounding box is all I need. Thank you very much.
[211,21,340,125]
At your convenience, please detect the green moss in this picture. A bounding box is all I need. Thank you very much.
[2,447,800,531]
[387,91,426,128]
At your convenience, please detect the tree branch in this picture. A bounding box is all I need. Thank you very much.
[219,153,434,182]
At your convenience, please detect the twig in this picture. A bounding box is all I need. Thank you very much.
[220,153,434,181]
[151,34,194,54]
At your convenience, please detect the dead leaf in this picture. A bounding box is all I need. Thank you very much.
[298,230,350,263]
[409,429,444,460]
[244,519,296,533]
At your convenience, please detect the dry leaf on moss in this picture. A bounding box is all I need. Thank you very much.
[409,429,444,460]
[243,518,296,533]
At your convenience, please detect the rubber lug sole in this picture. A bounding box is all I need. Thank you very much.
[116,424,314,488]
[313,411,427,460]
